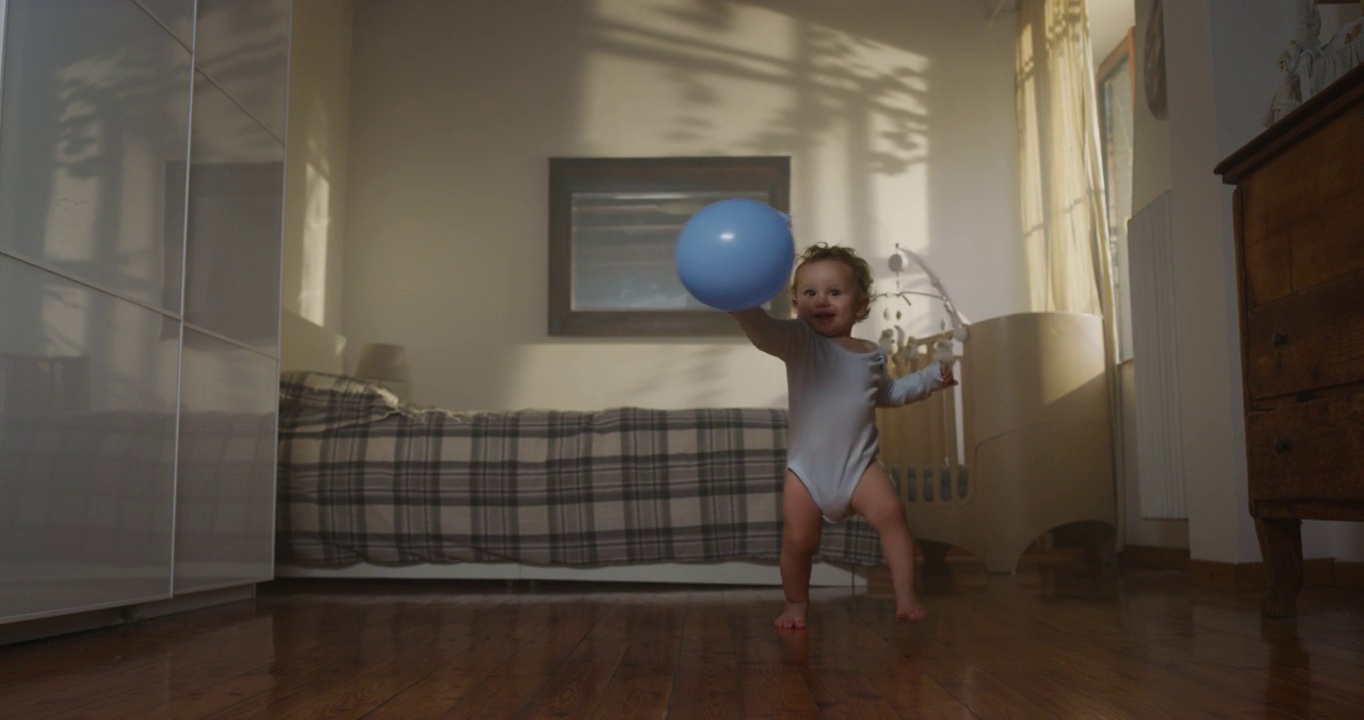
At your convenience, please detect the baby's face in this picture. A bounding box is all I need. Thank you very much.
[792,259,866,338]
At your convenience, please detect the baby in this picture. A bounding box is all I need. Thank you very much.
[730,243,955,628]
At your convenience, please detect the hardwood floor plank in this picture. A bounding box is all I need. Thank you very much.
[608,600,685,679]
[590,674,674,718]
[202,609,453,719]
[516,602,637,719]
[439,673,550,720]
[795,595,926,719]
[735,662,822,719]
[0,601,261,684]
[823,599,977,719]
[4,613,274,720]
[938,590,1210,719]
[45,617,286,720]
[856,601,1061,719]
[952,570,1313,719]
[441,599,602,718]
[666,594,744,720]
[388,596,580,720]
[725,590,823,719]
[584,600,685,718]
[359,596,558,719]
[192,589,519,719]
[0,568,1358,718]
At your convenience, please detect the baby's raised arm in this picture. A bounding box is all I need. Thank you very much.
[878,361,956,407]
[730,308,802,361]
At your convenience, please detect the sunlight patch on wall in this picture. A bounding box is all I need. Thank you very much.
[572,0,936,347]
[577,1,930,157]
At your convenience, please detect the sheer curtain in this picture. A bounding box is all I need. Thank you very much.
[1015,0,1114,323]
[1015,0,1124,545]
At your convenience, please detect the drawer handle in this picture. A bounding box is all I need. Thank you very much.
[1274,439,1291,454]
[1272,332,1288,348]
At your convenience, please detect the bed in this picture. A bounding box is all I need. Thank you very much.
[274,371,882,586]
[276,310,1117,584]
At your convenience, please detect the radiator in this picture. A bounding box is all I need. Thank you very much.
[1127,191,1186,519]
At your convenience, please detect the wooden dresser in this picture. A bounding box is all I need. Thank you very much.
[1215,62,1364,618]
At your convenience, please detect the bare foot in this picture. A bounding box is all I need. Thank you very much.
[896,599,927,622]
[774,602,808,629]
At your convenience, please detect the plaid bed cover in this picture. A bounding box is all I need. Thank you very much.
[277,373,883,567]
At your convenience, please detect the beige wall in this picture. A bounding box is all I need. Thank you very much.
[341,0,1024,412]
[1163,0,1270,566]
[281,0,353,373]
[1130,0,1171,214]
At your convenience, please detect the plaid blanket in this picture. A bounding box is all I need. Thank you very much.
[277,372,883,567]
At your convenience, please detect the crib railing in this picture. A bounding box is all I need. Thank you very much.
[876,330,970,508]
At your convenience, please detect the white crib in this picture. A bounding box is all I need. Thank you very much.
[877,311,1117,573]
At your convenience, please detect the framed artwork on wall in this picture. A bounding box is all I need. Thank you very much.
[547,156,791,337]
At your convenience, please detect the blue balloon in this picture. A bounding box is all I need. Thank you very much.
[674,199,795,312]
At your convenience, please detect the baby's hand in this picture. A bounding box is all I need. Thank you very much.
[940,363,958,388]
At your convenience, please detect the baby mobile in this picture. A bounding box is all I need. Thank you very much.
[872,244,969,367]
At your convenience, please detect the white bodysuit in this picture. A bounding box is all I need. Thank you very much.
[742,318,946,522]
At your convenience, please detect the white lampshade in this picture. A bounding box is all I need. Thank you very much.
[355,342,411,400]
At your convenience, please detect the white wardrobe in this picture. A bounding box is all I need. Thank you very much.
[0,0,290,628]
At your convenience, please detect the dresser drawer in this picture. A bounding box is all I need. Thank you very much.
[1238,187,1364,309]
[1240,94,1364,235]
[1237,101,1364,309]
[1246,385,1364,503]
[1245,270,1364,399]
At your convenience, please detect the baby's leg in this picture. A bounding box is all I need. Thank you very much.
[850,463,926,621]
[776,470,823,629]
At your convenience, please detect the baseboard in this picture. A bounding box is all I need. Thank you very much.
[1118,544,1189,571]
[1188,558,1339,592]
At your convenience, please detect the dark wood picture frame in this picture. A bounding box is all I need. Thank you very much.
[548,156,792,337]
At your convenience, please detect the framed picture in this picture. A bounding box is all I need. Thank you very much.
[547,156,791,337]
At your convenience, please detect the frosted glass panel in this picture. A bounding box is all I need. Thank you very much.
[136,0,196,47]
[184,73,285,354]
[0,257,178,623]
[175,329,278,593]
[0,0,191,311]
[195,0,291,138]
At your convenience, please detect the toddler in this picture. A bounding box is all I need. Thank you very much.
[730,243,955,628]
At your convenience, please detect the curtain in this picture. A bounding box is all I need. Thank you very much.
[1015,0,1125,547]
[1015,0,1114,321]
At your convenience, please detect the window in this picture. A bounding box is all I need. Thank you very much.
[547,156,791,337]
[1098,29,1135,362]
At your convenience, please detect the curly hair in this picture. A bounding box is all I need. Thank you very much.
[791,243,875,322]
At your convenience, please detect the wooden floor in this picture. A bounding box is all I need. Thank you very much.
[2,563,1362,719]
